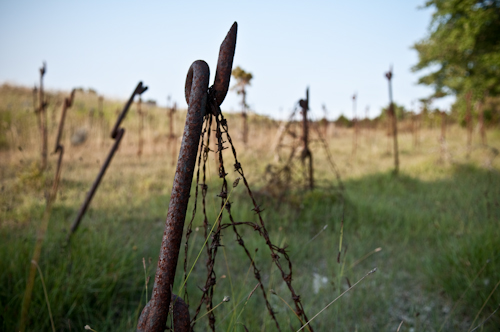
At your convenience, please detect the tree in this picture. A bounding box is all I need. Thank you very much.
[334,114,352,128]
[380,102,409,121]
[231,66,253,144]
[412,0,500,99]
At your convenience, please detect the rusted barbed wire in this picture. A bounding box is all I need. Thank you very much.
[183,93,315,330]
[266,94,344,201]
[311,122,345,192]
[137,21,237,332]
[140,21,317,332]
[67,82,148,243]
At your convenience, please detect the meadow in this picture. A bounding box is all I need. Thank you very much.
[0,84,499,331]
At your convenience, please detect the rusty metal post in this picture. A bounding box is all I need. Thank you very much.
[37,62,48,170]
[67,128,125,239]
[137,60,209,332]
[51,89,76,198]
[111,82,148,139]
[300,87,313,190]
[385,67,399,175]
[137,22,237,332]
[54,90,75,154]
[67,82,147,242]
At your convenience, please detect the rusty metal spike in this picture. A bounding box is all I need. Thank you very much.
[111,81,147,139]
[213,22,237,106]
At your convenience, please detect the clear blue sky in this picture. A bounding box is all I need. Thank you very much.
[0,0,453,120]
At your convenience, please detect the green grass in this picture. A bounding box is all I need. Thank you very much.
[2,160,499,331]
[1,84,500,331]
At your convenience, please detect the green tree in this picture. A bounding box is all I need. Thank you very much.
[412,0,500,98]
[380,103,409,120]
[231,66,253,144]
[334,114,352,127]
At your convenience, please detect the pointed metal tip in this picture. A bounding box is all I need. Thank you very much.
[213,22,238,106]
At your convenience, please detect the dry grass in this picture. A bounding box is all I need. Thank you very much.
[1,84,500,331]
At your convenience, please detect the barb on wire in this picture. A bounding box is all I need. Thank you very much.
[67,82,147,243]
[186,86,314,330]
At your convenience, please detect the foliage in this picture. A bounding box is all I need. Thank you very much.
[412,0,500,99]
[231,66,253,109]
[379,102,410,121]
[231,66,253,87]
[334,114,352,127]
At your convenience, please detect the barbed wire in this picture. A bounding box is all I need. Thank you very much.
[182,96,314,331]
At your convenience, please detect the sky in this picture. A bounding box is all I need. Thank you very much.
[0,0,455,120]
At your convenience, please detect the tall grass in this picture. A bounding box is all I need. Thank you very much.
[1,84,499,331]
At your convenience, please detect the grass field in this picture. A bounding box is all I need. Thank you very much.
[1,84,499,331]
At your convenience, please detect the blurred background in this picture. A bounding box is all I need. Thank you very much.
[1,0,454,120]
[1,1,499,331]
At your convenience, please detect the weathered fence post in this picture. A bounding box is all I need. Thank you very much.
[385,67,399,175]
[67,82,148,242]
[300,87,313,190]
[137,60,208,332]
[137,22,237,332]
[36,62,48,170]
